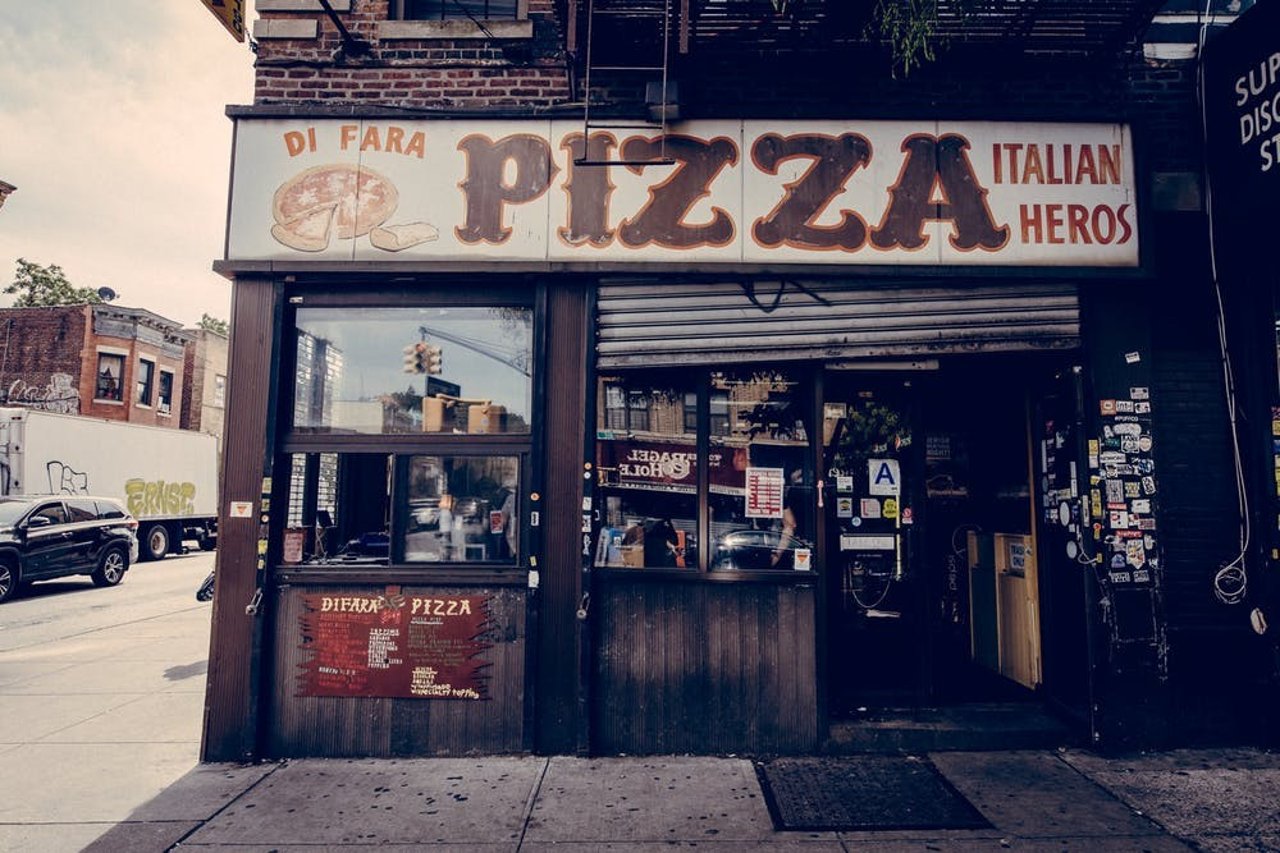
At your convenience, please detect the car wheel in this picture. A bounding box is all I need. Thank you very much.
[0,559,17,603]
[92,546,129,587]
[142,524,170,562]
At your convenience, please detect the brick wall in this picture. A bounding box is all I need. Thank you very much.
[0,306,89,415]
[252,0,572,107]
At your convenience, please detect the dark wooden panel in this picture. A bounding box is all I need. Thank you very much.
[202,277,279,762]
[269,584,528,757]
[592,579,818,755]
[535,282,589,753]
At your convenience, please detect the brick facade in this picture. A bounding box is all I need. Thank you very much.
[180,327,228,444]
[0,304,192,427]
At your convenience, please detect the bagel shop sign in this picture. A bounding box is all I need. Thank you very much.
[226,118,1138,267]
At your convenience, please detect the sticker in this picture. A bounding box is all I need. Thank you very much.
[1133,568,1150,582]
[1134,401,1151,414]
[1058,502,1071,526]
[1115,400,1135,414]
[1105,480,1124,503]
[840,534,895,551]
[582,496,592,511]
[491,511,506,535]
[837,497,855,518]
[1099,451,1126,466]
[1111,553,1129,570]
[794,548,812,571]
[1142,476,1157,495]
[1143,534,1156,550]
[825,402,848,421]
[850,516,863,527]
[1131,499,1151,514]
[1138,435,1153,452]
[882,498,899,520]
[1100,399,1118,416]
[901,507,914,525]
[1125,481,1141,498]
[1126,540,1147,568]
[836,476,854,493]
[229,501,254,518]
[1088,440,1100,469]
[1113,422,1141,436]
[1066,540,1079,559]
[531,511,540,527]
[1138,518,1156,530]
[1121,436,1139,453]
[1130,387,1150,400]
[868,459,901,496]
[1109,510,1131,529]
[1091,491,1102,519]
[1125,351,1142,364]
[859,498,880,519]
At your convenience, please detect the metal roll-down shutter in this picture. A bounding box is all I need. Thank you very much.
[596,279,1081,368]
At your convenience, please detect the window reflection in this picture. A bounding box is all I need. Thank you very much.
[595,373,697,569]
[404,456,519,563]
[294,306,532,435]
[708,369,814,571]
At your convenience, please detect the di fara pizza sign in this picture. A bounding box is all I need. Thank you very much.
[227,118,1138,267]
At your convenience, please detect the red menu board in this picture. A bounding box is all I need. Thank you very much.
[298,592,492,699]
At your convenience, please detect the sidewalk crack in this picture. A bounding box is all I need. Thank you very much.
[164,761,287,852]
[514,756,551,852]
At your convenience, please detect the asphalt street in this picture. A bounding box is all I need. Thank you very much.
[0,549,214,853]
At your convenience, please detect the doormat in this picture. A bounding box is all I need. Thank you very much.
[755,756,991,832]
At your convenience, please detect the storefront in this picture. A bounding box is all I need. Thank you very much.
[206,114,1158,758]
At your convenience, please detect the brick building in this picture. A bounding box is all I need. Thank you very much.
[180,327,229,445]
[201,0,1273,761]
[0,304,191,425]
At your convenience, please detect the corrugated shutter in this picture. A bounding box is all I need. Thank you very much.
[596,280,1080,368]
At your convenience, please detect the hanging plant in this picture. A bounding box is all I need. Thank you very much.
[868,0,946,77]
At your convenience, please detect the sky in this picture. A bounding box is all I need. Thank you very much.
[0,2,257,327]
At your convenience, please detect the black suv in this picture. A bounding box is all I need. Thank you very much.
[0,496,140,604]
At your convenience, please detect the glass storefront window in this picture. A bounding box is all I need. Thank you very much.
[293,306,532,435]
[708,369,814,571]
[592,367,815,572]
[595,372,698,569]
[404,456,519,563]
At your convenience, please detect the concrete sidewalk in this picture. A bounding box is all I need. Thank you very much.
[85,747,1280,851]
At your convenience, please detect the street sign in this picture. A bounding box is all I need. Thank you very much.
[198,0,246,43]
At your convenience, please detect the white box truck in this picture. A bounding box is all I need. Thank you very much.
[0,407,218,561]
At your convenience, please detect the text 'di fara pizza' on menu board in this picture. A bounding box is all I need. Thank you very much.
[297,592,493,699]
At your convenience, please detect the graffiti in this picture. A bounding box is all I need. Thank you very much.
[126,479,196,517]
[7,373,80,415]
[47,460,89,494]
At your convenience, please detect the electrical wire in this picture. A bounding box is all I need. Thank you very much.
[1196,2,1250,605]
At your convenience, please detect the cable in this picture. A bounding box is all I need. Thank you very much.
[1195,2,1250,605]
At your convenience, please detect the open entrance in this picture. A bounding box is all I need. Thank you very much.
[824,354,1093,741]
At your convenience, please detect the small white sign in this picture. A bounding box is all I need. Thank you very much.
[840,534,896,551]
[229,501,254,518]
[745,467,785,519]
[868,459,901,496]
[793,548,812,571]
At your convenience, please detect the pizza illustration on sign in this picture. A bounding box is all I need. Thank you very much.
[270,163,438,253]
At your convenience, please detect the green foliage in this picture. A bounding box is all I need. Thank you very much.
[869,0,945,77]
[197,313,230,336]
[5,258,103,307]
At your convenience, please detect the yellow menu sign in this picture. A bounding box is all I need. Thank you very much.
[199,0,245,42]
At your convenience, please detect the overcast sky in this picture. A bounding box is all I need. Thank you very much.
[0,2,256,327]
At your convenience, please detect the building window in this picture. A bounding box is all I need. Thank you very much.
[293,305,532,436]
[394,0,520,20]
[282,298,534,570]
[158,370,174,415]
[594,368,815,572]
[95,353,125,402]
[136,359,155,407]
[213,374,226,407]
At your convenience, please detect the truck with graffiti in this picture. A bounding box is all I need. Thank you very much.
[0,407,218,561]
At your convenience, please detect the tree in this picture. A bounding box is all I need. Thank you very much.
[5,259,103,307]
[198,313,230,336]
